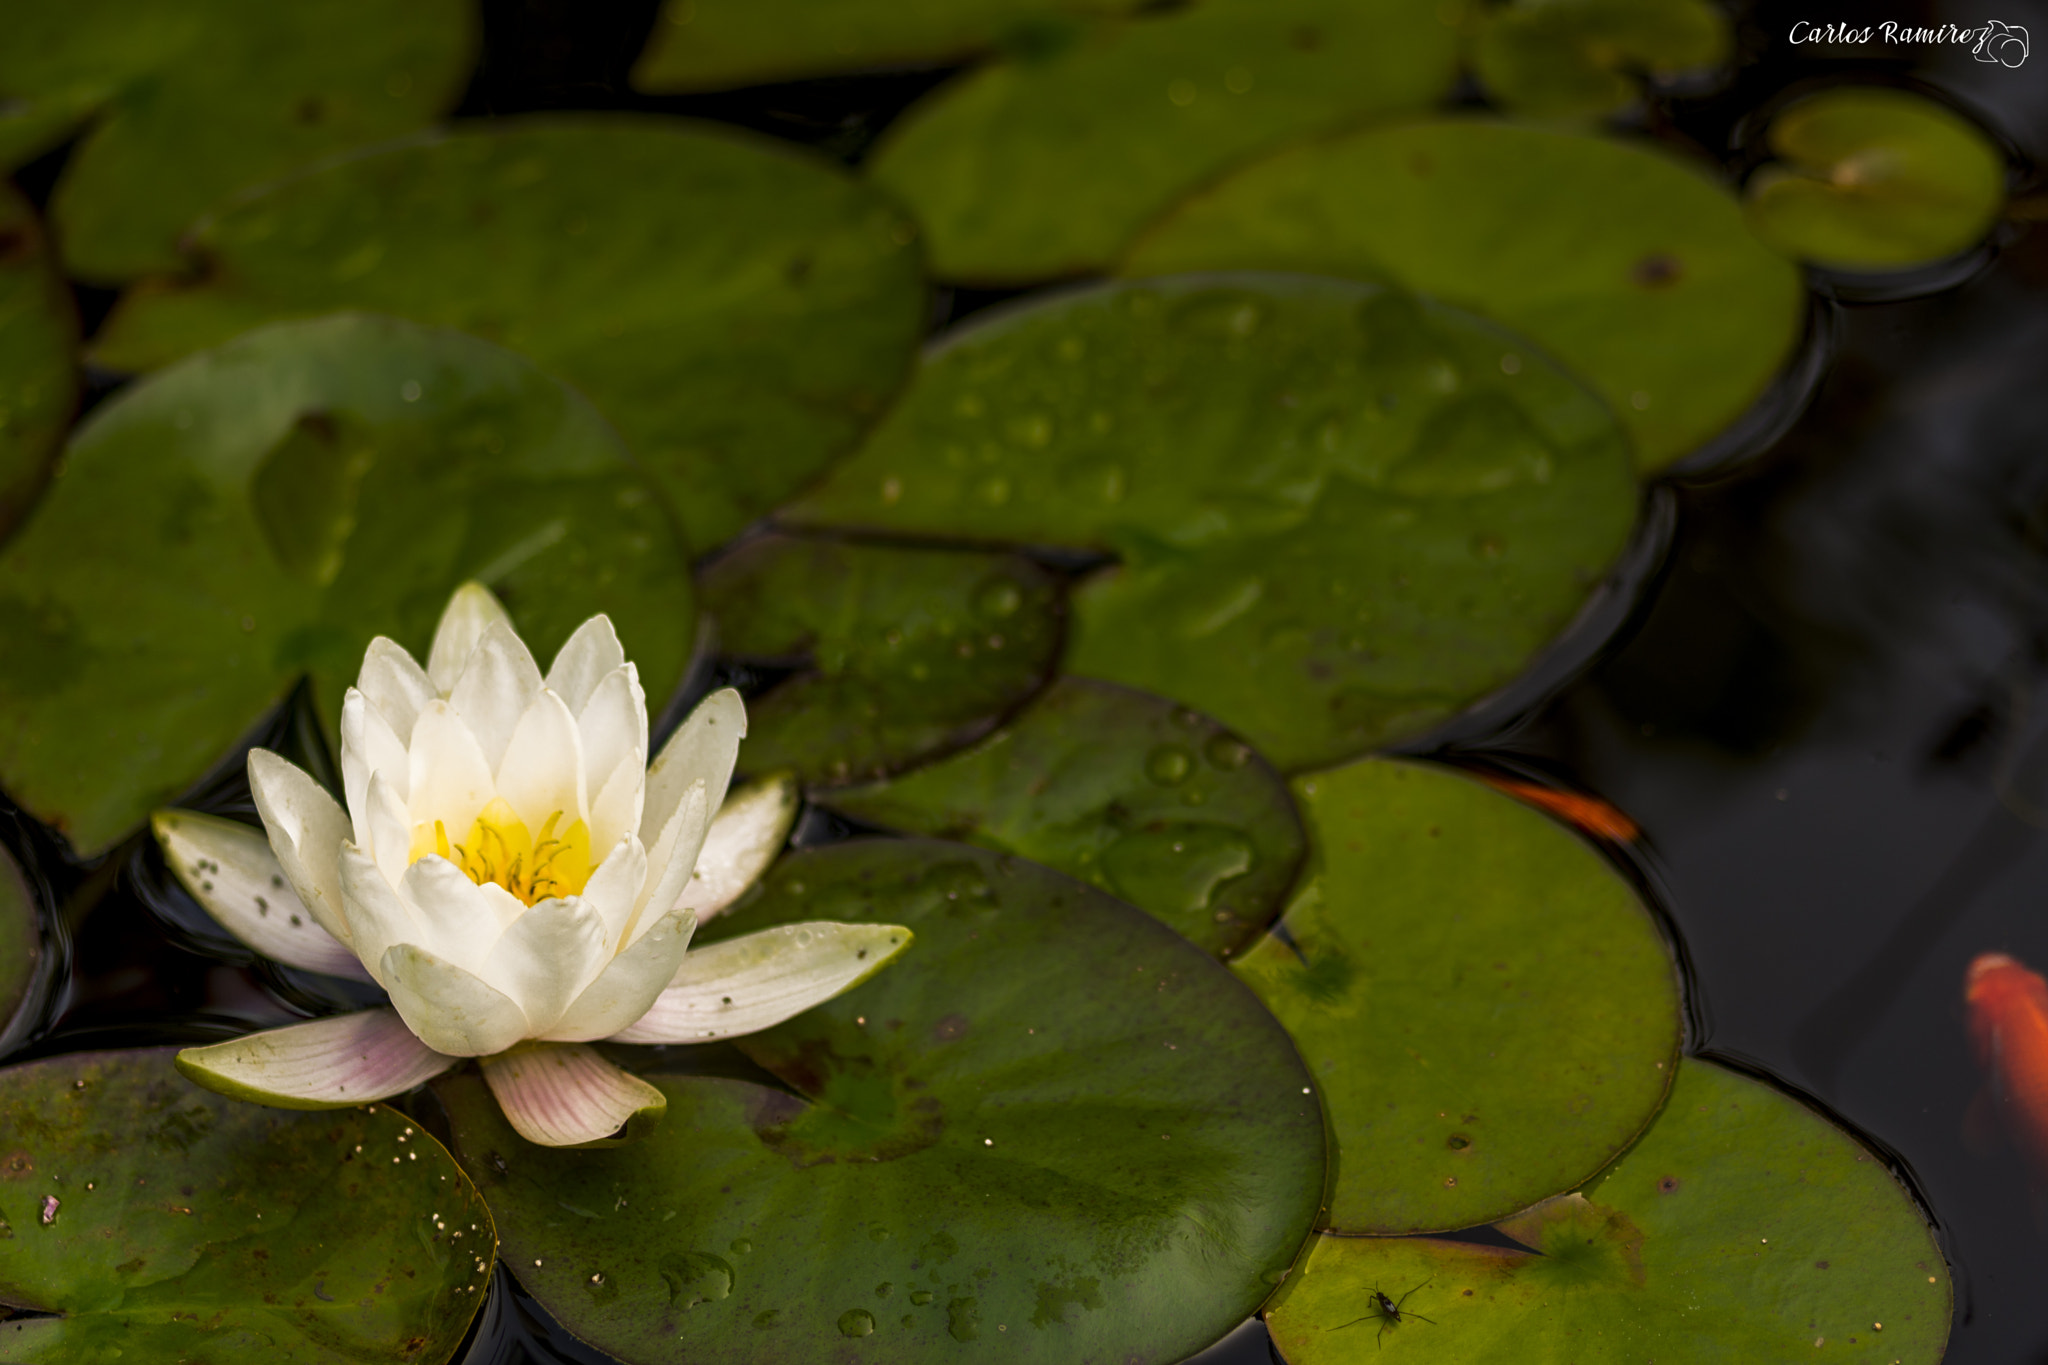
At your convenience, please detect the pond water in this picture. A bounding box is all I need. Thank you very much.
[6,0,2047,1360]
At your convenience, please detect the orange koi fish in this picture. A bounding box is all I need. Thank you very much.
[1965,953,2048,1168]
[1480,776,1640,842]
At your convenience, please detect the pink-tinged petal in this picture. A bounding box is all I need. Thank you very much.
[588,753,645,861]
[450,622,545,773]
[407,700,494,839]
[382,942,532,1057]
[402,855,513,972]
[640,688,744,848]
[479,1043,665,1148]
[543,904,697,1042]
[682,773,798,923]
[341,689,411,847]
[426,582,513,694]
[246,749,353,949]
[579,833,647,951]
[613,922,911,1044]
[365,771,413,891]
[339,843,426,988]
[175,1009,457,1109]
[631,779,709,948]
[151,810,370,980]
[493,688,584,827]
[545,615,625,715]
[575,664,646,801]
[358,636,437,738]
[477,897,609,1034]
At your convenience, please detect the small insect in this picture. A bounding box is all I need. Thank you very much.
[1330,1277,1437,1346]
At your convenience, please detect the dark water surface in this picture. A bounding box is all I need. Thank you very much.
[10,0,2048,1360]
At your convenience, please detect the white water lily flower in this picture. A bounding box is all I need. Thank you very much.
[153,583,909,1147]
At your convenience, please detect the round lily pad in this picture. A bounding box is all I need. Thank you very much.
[785,275,1638,770]
[1744,86,2008,271]
[0,313,694,857]
[865,0,1461,281]
[1123,120,1807,472]
[632,0,1151,93]
[825,676,1305,956]
[699,533,1062,785]
[1230,757,1681,1233]
[1473,0,1730,121]
[0,185,75,541]
[1265,1059,1951,1363]
[0,0,474,282]
[438,839,1326,1365]
[0,842,46,1059]
[92,118,928,550]
[0,1048,495,1362]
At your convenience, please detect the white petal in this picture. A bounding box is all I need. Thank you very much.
[479,1043,665,1148]
[341,691,410,848]
[545,615,625,714]
[544,904,697,1042]
[426,581,513,694]
[588,752,646,860]
[357,636,436,739]
[151,811,371,980]
[365,771,413,892]
[632,778,709,947]
[580,833,648,951]
[382,942,532,1057]
[613,922,913,1044]
[339,843,425,988]
[575,664,646,799]
[640,688,745,848]
[406,700,494,839]
[450,623,545,773]
[682,773,798,922]
[175,1009,457,1108]
[246,749,353,949]
[401,855,506,973]
[493,688,584,826]
[477,897,610,1034]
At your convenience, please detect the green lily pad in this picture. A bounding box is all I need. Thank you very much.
[0,843,43,1057]
[0,1048,494,1363]
[1473,0,1730,121]
[700,533,1062,786]
[0,0,474,282]
[1231,757,1680,1232]
[865,0,1462,282]
[1124,120,1807,471]
[632,0,1152,93]
[0,313,693,857]
[1744,86,2008,271]
[824,676,1305,956]
[92,119,927,550]
[785,275,1637,770]
[438,839,1326,1365]
[0,186,75,541]
[1264,1059,1951,1363]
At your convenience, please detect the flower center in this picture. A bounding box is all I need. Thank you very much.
[410,797,594,906]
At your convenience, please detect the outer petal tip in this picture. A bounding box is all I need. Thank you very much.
[611,921,912,1044]
[176,1010,458,1110]
[152,807,371,980]
[479,1043,665,1148]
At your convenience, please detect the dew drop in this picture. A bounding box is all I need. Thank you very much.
[838,1309,876,1337]
[1146,746,1193,785]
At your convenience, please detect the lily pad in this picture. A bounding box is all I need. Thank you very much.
[438,839,1326,1365]
[632,0,1152,93]
[1123,120,1807,471]
[785,275,1638,770]
[1473,0,1730,121]
[825,676,1305,956]
[0,314,694,857]
[865,0,1462,281]
[1264,1059,1951,1363]
[1745,86,2008,271]
[92,118,928,550]
[0,0,474,282]
[698,533,1063,785]
[0,1048,494,1362]
[1231,757,1680,1232]
[0,185,75,541]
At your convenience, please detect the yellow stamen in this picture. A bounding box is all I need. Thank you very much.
[409,797,593,905]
